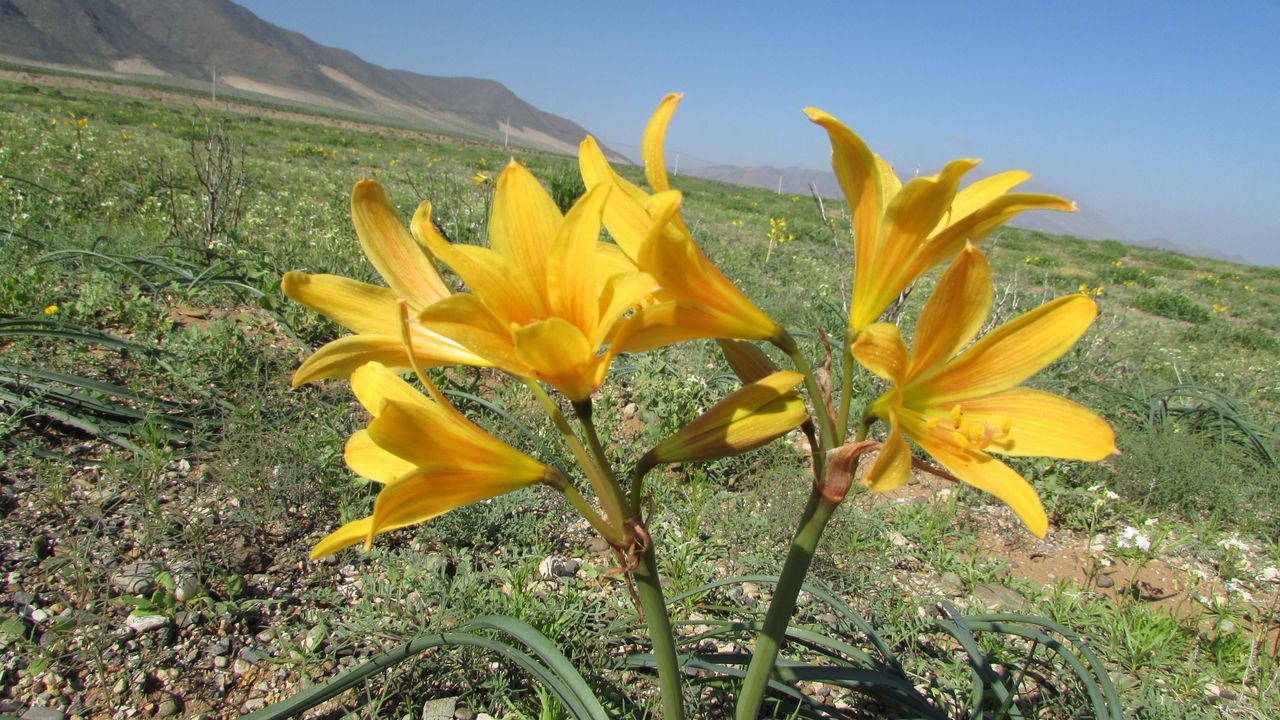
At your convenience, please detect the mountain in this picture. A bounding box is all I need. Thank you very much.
[0,0,599,155]
[680,164,1123,243]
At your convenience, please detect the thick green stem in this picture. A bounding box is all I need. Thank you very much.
[735,489,839,719]
[774,331,838,456]
[524,381,627,527]
[633,538,686,718]
[572,401,632,528]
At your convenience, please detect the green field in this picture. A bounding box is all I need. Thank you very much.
[1,77,1277,718]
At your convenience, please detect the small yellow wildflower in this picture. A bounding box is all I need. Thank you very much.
[42,304,58,315]
[1212,304,1230,313]
[471,171,491,185]
[75,117,88,128]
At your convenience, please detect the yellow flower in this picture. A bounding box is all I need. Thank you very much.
[805,109,1076,333]
[311,362,553,558]
[852,245,1116,536]
[578,94,783,352]
[42,304,58,315]
[1212,304,1230,313]
[415,161,657,401]
[281,179,488,386]
[639,371,808,469]
[471,171,491,185]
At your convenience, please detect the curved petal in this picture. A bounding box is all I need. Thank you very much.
[909,294,1097,405]
[345,429,415,483]
[613,300,777,354]
[579,136,653,258]
[852,158,978,331]
[511,317,600,400]
[907,244,992,378]
[417,294,526,375]
[291,335,413,387]
[951,388,1117,460]
[420,229,545,326]
[850,322,908,386]
[861,416,911,492]
[549,184,609,335]
[351,179,450,307]
[908,428,1048,537]
[349,361,434,416]
[593,271,658,347]
[935,170,1030,234]
[489,160,561,288]
[803,108,883,285]
[370,467,545,538]
[310,516,375,559]
[650,372,807,464]
[642,93,682,192]
[922,192,1076,270]
[281,272,401,337]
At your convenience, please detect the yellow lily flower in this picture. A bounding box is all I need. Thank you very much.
[311,362,553,558]
[578,93,784,352]
[852,245,1116,536]
[281,179,487,386]
[640,370,808,469]
[415,160,657,401]
[805,109,1077,333]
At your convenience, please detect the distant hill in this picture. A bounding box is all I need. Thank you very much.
[0,0,606,156]
[680,164,1123,244]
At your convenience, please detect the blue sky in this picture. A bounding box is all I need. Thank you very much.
[237,1,1280,266]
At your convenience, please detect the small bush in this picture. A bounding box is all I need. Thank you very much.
[1230,326,1280,352]
[1135,291,1211,323]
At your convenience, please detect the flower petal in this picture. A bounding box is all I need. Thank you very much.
[349,361,435,415]
[935,170,1030,233]
[310,516,375,559]
[613,300,775,354]
[851,322,908,386]
[921,192,1076,272]
[281,272,402,337]
[351,179,450,307]
[489,160,561,290]
[548,184,609,335]
[907,244,992,377]
[578,136,652,258]
[417,294,526,375]
[292,335,413,387]
[804,109,883,289]
[345,429,415,483]
[420,227,545,326]
[907,427,1048,537]
[370,467,545,538]
[642,93,682,192]
[861,416,911,492]
[909,294,1097,405]
[952,388,1117,460]
[647,371,807,464]
[511,317,601,401]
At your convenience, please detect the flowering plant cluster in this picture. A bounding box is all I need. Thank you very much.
[278,94,1117,718]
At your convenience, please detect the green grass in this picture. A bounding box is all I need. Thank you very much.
[1,77,1278,717]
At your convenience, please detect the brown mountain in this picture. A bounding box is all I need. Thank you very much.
[0,0,600,155]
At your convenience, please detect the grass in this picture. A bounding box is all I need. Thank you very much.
[1,76,1278,717]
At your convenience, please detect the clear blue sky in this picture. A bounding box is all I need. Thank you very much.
[237,1,1280,266]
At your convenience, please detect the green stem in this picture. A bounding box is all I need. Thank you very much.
[835,330,855,441]
[523,381,626,528]
[572,400,631,530]
[775,331,838,456]
[633,537,686,718]
[734,489,839,720]
[557,479,626,547]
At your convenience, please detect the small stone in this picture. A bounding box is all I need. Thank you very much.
[255,628,276,643]
[21,708,66,720]
[155,696,181,718]
[938,572,965,597]
[453,705,474,720]
[205,638,231,657]
[233,659,253,675]
[1216,619,1237,634]
[238,647,265,664]
[972,583,1027,611]
[475,715,495,720]
[213,656,228,669]
[888,532,911,548]
[111,561,162,596]
[173,577,202,604]
[125,615,169,634]
[303,623,327,652]
[421,696,457,719]
[174,611,202,629]
[1095,574,1115,589]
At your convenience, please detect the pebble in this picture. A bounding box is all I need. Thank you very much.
[111,561,162,596]
[421,696,456,719]
[125,615,169,634]
[20,708,65,720]
[937,572,965,597]
[155,696,181,718]
[1095,574,1115,589]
